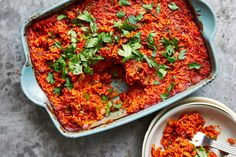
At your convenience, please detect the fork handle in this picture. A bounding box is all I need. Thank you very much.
[211,140,236,155]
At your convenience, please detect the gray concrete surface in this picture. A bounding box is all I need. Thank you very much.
[0,0,235,156]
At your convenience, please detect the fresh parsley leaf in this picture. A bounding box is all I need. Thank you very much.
[188,62,201,69]
[158,68,167,79]
[100,32,113,43]
[51,56,67,74]
[142,4,154,12]
[63,43,77,58]
[152,51,157,57]
[167,82,175,92]
[128,15,137,25]
[166,45,175,56]
[113,20,123,28]
[55,41,62,49]
[57,14,67,20]
[147,32,157,50]
[116,11,126,18]
[54,87,61,94]
[196,146,208,157]
[77,10,94,23]
[81,26,89,33]
[90,22,98,33]
[101,95,109,102]
[118,0,131,6]
[136,12,144,21]
[113,103,122,110]
[64,77,73,90]
[154,80,160,85]
[68,30,77,43]
[118,44,132,57]
[85,37,99,48]
[161,37,179,50]
[122,29,130,37]
[166,56,177,63]
[114,36,120,43]
[122,20,138,31]
[46,72,55,84]
[105,102,113,116]
[84,67,92,74]
[83,92,90,100]
[178,49,187,60]
[168,2,179,11]
[68,62,83,75]
[148,32,156,45]
[160,93,169,101]
[156,4,161,14]
[143,55,159,68]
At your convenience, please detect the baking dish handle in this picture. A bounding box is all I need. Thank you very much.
[190,0,217,40]
[21,63,47,107]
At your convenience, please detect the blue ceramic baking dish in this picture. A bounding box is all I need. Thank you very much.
[20,0,218,138]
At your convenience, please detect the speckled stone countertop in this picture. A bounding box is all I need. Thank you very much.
[0,0,235,156]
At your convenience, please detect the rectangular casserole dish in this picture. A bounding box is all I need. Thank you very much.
[20,0,218,138]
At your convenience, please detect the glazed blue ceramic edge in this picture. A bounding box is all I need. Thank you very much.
[20,0,218,138]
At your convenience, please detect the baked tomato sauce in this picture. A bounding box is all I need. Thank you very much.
[27,0,211,131]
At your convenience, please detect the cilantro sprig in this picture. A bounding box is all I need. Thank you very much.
[118,0,131,6]
[160,82,175,101]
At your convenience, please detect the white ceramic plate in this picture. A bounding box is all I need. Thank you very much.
[142,97,236,157]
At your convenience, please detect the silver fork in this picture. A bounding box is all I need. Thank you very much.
[191,132,236,156]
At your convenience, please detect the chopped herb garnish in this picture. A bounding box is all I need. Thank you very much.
[64,77,73,90]
[167,82,175,92]
[122,29,130,37]
[101,95,109,102]
[105,101,113,116]
[147,32,157,50]
[57,14,67,20]
[113,103,122,110]
[156,4,161,14]
[195,146,208,157]
[68,29,77,43]
[55,41,62,49]
[168,2,179,11]
[118,0,131,6]
[68,61,83,75]
[136,12,144,21]
[142,4,154,12]
[188,62,201,69]
[114,36,120,43]
[81,26,89,33]
[161,37,179,50]
[54,87,61,94]
[77,10,97,33]
[77,10,94,23]
[160,93,169,101]
[83,92,90,100]
[85,37,99,48]
[90,22,98,33]
[152,51,157,57]
[113,20,123,28]
[178,49,187,60]
[158,68,167,79]
[143,55,159,68]
[100,32,113,43]
[154,80,160,85]
[116,11,126,18]
[128,15,137,25]
[46,72,54,84]
[118,44,132,57]
[84,67,92,74]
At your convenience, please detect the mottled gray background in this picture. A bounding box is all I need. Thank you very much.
[0,0,235,157]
